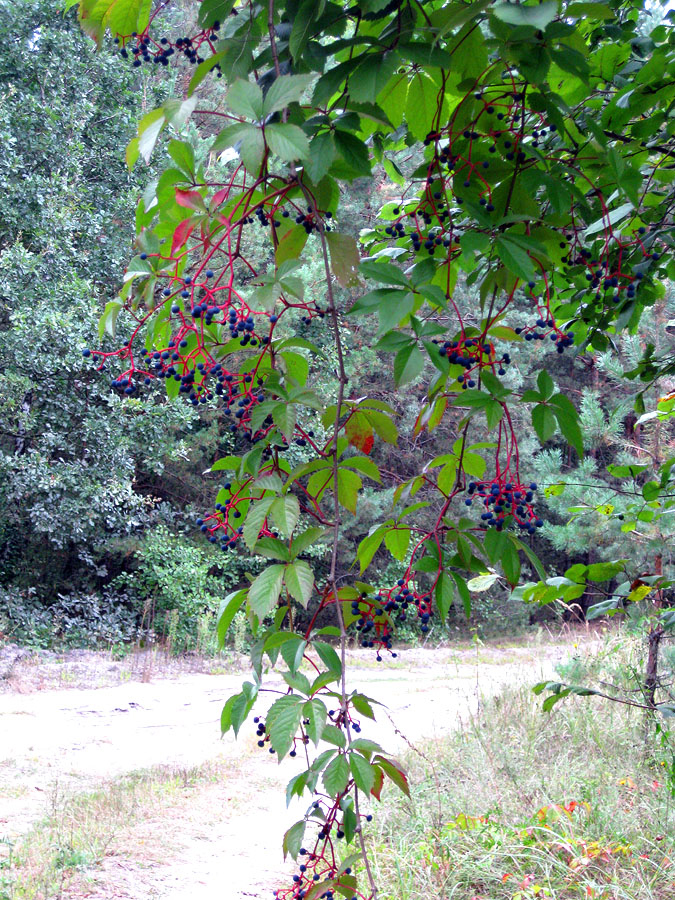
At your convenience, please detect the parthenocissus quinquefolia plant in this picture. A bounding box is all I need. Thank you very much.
[67,0,675,895]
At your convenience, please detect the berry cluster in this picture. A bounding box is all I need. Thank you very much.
[276,847,362,900]
[368,72,664,379]
[114,21,222,71]
[274,804,373,900]
[465,477,542,533]
[196,472,282,552]
[514,316,575,353]
[432,336,510,387]
[82,190,331,412]
[350,579,433,658]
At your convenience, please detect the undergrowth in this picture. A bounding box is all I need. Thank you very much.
[371,657,675,899]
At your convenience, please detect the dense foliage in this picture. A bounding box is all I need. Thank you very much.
[6,0,675,896]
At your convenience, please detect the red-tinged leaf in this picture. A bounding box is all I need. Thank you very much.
[171,218,196,255]
[345,411,374,455]
[211,187,231,208]
[413,403,431,435]
[373,755,410,797]
[175,188,205,211]
[371,764,384,801]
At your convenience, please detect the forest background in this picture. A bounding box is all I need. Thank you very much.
[2,0,674,657]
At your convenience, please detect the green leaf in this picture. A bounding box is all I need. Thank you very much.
[289,0,316,57]
[532,404,557,443]
[163,96,197,129]
[305,132,337,183]
[285,559,315,608]
[227,79,264,119]
[492,1,557,28]
[496,235,534,281]
[405,73,438,141]
[221,683,257,737]
[125,137,139,169]
[211,122,253,155]
[351,693,377,720]
[360,260,409,287]
[266,123,310,162]
[642,481,660,502]
[217,590,248,647]
[313,641,342,676]
[585,202,633,238]
[501,541,521,585]
[357,529,386,573]
[537,370,555,400]
[323,754,350,796]
[263,75,314,117]
[283,820,306,861]
[137,108,166,164]
[384,527,410,561]
[281,638,308,676]
[270,494,300,537]
[333,130,371,177]
[99,300,123,340]
[322,725,347,748]
[336,468,362,514]
[341,455,381,483]
[467,573,499,592]
[483,528,507,566]
[350,53,398,103]
[364,410,398,445]
[291,526,326,559]
[238,126,266,174]
[350,754,375,794]
[434,571,454,620]
[276,226,308,267]
[326,232,361,289]
[248,565,285,618]
[198,0,236,27]
[303,699,327,746]
[587,598,621,620]
[273,403,297,442]
[550,393,584,458]
[243,497,276,551]
[394,344,424,386]
[268,694,303,760]
[188,51,226,95]
[210,455,241,472]
[586,560,626,581]
[107,0,151,37]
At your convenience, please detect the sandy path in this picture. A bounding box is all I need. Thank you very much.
[0,642,582,898]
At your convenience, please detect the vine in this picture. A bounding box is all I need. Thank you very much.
[67,0,675,896]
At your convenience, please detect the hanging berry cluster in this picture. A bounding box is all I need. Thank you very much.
[114,18,223,71]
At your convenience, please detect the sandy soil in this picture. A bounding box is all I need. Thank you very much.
[0,638,591,899]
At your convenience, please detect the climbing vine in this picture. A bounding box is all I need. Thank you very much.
[66,0,675,895]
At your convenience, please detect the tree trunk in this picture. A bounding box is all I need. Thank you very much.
[15,390,32,455]
[645,553,665,710]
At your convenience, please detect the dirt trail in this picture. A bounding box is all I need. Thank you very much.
[0,640,588,898]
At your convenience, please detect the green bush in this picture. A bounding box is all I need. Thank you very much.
[114,525,251,654]
[0,586,140,649]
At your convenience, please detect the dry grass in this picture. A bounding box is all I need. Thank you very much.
[0,761,231,900]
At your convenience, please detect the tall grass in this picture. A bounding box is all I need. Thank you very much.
[371,653,675,899]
